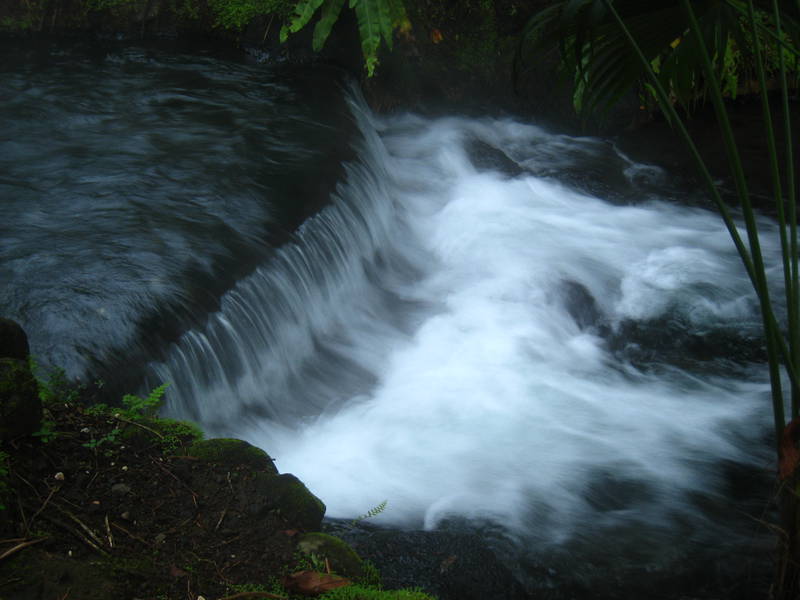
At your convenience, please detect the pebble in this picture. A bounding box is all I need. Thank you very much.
[111,483,131,496]
[54,472,65,481]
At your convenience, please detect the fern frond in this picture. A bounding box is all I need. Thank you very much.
[280,0,325,42]
[354,0,395,75]
[313,0,346,51]
[351,500,387,525]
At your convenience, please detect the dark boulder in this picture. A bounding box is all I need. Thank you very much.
[0,318,30,360]
[0,320,41,440]
[327,521,529,600]
[187,438,278,474]
[239,472,326,532]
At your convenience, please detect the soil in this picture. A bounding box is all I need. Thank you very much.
[0,395,320,600]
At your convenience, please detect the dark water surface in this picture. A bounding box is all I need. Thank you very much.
[1,41,355,383]
[2,42,781,599]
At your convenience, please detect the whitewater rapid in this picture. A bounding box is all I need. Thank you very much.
[155,93,777,548]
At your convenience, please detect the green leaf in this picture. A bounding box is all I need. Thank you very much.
[355,0,392,75]
[288,0,325,34]
[312,0,346,51]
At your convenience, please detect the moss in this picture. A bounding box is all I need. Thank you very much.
[246,471,326,530]
[297,532,365,579]
[318,584,437,600]
[187,438,277,473]
[0,358,42,440]
[268,473,326,530]
[207,0,292,30]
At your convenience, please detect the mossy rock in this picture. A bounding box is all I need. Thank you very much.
[0,318,30,360]
[187,438,277,473]
[297,532,365,579]
[242,472,325,531]
[0,357,42,440]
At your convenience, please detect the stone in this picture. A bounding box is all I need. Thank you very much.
[0,357,42,441]
[0,318,30,360]
[241,472,325,531]
[187,438,278,474]
[111,483,131,496]
[297,532,365,579]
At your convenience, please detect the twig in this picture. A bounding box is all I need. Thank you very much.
[104,515,114,548]
[111,522,152,547]
[215,506,228,531]
[217,591,287,600]
[51,504,109,554]
[0,537,49,561]
[27,486,58,533]
[151,458,198,499]
[33,510,106,556]
[117,416,163,438]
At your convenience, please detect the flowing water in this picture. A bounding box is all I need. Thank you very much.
[2,43,779,597]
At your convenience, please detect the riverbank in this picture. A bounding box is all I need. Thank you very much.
[0,321,438,600]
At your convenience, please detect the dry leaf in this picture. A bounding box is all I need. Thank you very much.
[780,418,800,480]
[431,29,443,44]
[170,565,189,578]
[439,554,457,574]
[282,571,351,596]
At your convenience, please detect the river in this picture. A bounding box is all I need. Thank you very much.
[1,42,778,598]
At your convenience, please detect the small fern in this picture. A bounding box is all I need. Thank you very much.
[351,500,387,525]
[121,383,170,419]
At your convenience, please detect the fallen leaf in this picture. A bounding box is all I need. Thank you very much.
[170,565,189,578]
[282,571,351,596]
[439,554,457,574]
[281,529,299,537]
[781,418,800,480]
[431,29,443,44]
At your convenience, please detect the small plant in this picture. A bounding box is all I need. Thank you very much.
[318,585,434,600]
[85,403,110,417]
[351,500,387,525]
[29,359,82,406]
[227,580,286,599]
[121,383,170,420]
[156,418,203,454]
[82,427,122,451]
[32,419,58,443]
[357,560,382,589]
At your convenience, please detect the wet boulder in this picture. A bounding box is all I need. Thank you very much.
[187,438,278,474]
[297,532,366,579]
[239,472,326,531]
[0,319,41,440]
[0,318,30,360]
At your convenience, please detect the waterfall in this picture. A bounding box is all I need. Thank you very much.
[153,88,777,555]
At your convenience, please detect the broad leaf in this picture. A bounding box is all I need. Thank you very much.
[312,0,346,51]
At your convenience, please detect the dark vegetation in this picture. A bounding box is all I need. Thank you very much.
[0,320,434,600]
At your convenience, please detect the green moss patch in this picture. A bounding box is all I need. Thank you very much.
[298,532,365,579]
[187,438,277,473]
